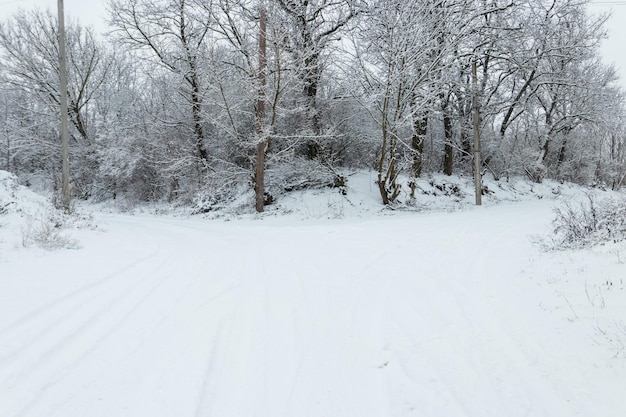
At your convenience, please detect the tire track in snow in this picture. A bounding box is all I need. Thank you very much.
[454,205,587,416]
[193,321,226,417]
[373,203,576,416]
[0,250,160,340]
[0,256,183,417]
[155,244,266,417]
[1,214,257,417]
[0,251,163,364]
[282,273,318,416]
[386,226,505,414]
[2,202,593,417]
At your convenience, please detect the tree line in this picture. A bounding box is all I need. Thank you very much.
[1,0,624,212]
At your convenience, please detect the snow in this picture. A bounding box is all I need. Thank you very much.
[1,170,625,417]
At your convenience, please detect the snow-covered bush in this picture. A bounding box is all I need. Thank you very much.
[190,178,251,215]
[21,209,80,250]
[0,170,19,212]
[0,170,91,250]
[547,193,626,249]
[267,158,342,195]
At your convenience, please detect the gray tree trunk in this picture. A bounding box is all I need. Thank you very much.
[255,6,268,213]
[472,60,482,206]
[57,0,71,212]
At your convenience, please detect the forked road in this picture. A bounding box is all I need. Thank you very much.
[0,201,618,416]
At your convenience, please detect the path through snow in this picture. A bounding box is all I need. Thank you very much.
[0,201,624,416]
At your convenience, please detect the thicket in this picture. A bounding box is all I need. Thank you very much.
[0,0,624,211]
[548,194,626,250]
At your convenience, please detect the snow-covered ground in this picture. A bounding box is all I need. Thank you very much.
[1,170,625,417]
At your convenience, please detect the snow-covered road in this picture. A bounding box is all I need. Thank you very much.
[1,201,624,416]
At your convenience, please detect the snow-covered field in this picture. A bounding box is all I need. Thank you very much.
[1,170,625,417]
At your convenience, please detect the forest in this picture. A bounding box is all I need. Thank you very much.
[1,0,624,212]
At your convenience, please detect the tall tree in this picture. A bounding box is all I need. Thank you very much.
[109,0,213,164]
[472,0,607,180]
[0,10,110,144]
[275,0,363,159]
[353,0,475,204]
[0,9,111,198]
[255,4,267,212]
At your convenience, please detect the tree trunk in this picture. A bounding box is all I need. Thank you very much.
[411,114,428,178]
[556,132,569,179]
[178,2,208,164]
[304,52,321,160]
[377,97,390,205]
[442,101,453,176]
[255,6,267,213]
[472,60,482,206]
[190,70,208,163]
[460,125,471,161]
[376,95,401,205]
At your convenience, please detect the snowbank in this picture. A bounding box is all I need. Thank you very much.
[205,170,600,220]
[0,170,81,253]
[0,170,50,213]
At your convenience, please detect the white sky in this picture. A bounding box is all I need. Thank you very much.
[0,0,108,30]
[0,0,625,88]
[587,0,626,89]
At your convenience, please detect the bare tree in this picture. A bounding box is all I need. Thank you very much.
[471,0,608,181]
[0,10,110,144]
[275,0,363,159]
[255,4,267,212]
[353,0,476,204]
[2,0,625,211]
[109,0,213,164]
[0,9,111,198]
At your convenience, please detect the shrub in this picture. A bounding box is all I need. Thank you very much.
[21,209,80,250]
[547,193,626,249]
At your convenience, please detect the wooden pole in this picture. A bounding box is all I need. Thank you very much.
[57,0,71,212]
[254,5,267,213]
[472,59,482,206]
[4,100,9,172]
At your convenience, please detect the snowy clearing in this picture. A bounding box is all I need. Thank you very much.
[1,172,625,417]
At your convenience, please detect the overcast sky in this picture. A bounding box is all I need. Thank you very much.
[0,0,625,88]
[587,1,626,89]
[0,0,108,30]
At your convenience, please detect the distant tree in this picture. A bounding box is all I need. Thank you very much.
[471,0,608,182]
[109,0,213,164]
[274,0,364,159]
[255,4,268,212]
[0,9,110,144]
[0,86,12,173]
[0,9,111,197]
[2,0,625,211]
[352,0,476,204]
[532,9,609,182]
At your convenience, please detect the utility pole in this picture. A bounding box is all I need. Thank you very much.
[3,98,9,172]
[254,5,267,213]
[57,0,71,212]
[472,59,482,206]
